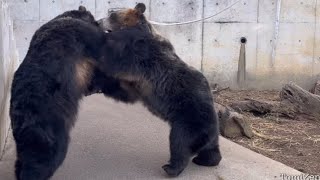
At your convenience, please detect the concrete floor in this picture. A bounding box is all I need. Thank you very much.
[0,94,301,180]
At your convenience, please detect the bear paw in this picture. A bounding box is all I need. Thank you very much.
[162,164,184,177]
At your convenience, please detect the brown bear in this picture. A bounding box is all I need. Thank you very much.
[96,3,222,177]
[10,6,138,180]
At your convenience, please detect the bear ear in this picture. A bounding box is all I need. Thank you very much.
[133,38,149,60]
[78,5,86,11]
[134,3,146,14]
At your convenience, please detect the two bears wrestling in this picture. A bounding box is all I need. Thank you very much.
[9,3,221,179]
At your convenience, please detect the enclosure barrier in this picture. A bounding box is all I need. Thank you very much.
[8,0,320,90]
[0,0,19,158]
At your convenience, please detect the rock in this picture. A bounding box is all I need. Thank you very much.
[214,102,253,138]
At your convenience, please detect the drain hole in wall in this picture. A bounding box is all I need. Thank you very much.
[240,37,247,44]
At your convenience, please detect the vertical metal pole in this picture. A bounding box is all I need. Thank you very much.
[238,37,247,88]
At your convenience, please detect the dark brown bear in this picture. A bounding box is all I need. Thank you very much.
[97,3,222,177]
[10,6,137,180]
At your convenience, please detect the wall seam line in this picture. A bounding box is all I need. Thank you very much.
[200,0,205,72]
[312,0,318,78]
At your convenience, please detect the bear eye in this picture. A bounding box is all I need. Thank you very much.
[110,13,117,20]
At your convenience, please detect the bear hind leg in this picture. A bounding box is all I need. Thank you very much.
[15,128,69,180]
[192,137,222,167]
[162,122,193,177]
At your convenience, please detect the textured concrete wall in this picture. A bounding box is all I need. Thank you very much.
[7,0,320,90]
[0,0,19,158]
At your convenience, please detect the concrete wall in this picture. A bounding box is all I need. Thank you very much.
[0,0,19,158]
[7,0,320,90]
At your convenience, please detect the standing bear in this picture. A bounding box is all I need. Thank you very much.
[10,6,137,180]
[97,3,222,177]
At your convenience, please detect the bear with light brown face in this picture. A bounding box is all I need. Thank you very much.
[96,3,222,177]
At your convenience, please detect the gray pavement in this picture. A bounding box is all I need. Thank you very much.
[0,94,301,180]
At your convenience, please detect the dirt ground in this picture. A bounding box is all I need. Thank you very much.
[215,90,320,174]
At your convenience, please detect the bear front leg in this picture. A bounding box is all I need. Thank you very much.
[85,69,140,103]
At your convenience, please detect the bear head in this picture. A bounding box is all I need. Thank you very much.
[98,3,154,34]
[98,26,151,76]
[54,6,99,26]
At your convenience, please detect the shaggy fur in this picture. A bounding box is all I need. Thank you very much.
[9,7,135,180]
[97,4,222,176]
